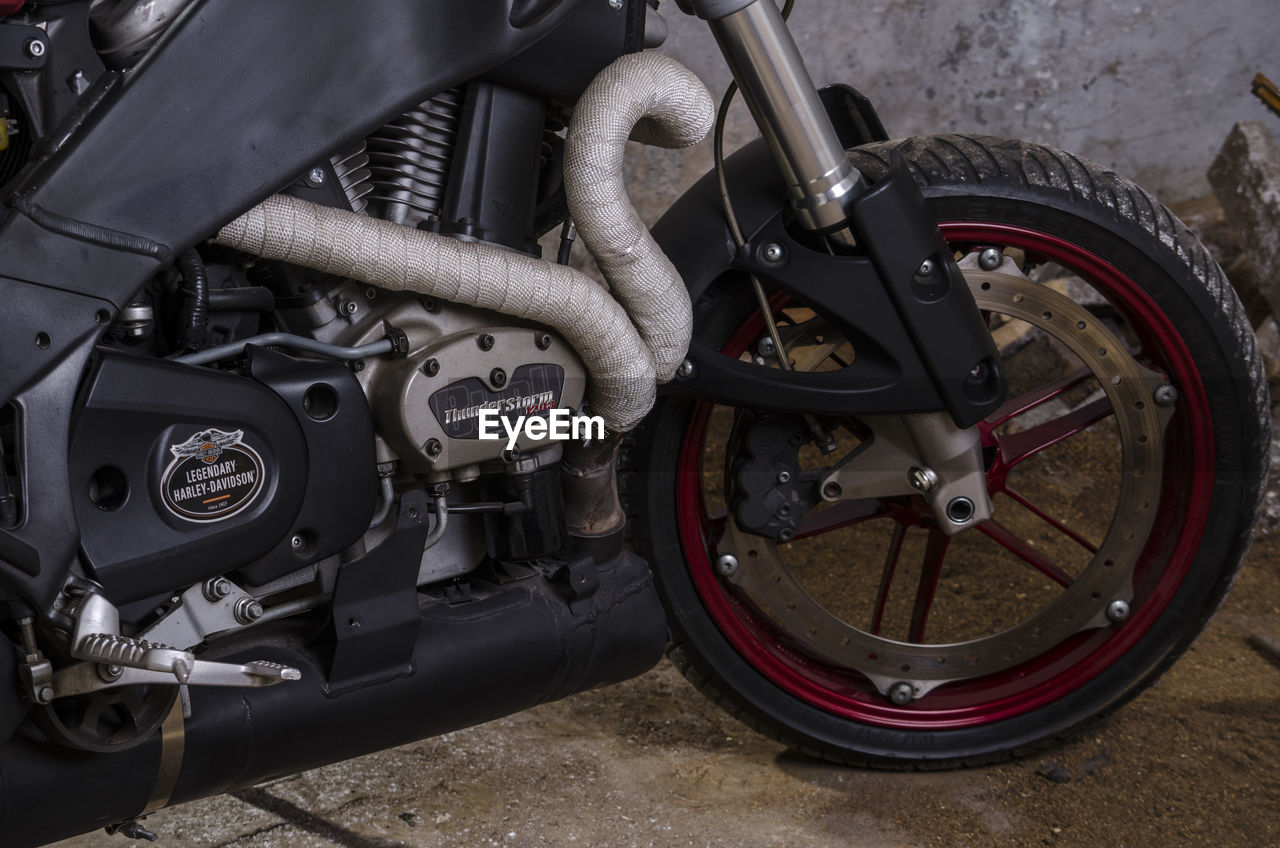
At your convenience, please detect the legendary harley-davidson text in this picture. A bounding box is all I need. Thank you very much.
[169,461,258,502]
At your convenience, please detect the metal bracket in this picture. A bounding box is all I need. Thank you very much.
[0,23,48,71]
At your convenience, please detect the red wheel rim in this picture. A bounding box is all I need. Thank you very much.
[675,223,1214,729]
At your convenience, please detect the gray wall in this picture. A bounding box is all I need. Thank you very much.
[626,0,1274,222]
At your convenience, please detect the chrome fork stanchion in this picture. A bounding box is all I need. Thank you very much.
[695,0,864,235]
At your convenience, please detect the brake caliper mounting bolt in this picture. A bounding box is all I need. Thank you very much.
[889,682,915,705]
[676,359,695,379]
[762,242,786,264]
[908,466,938,493]
[234,597,264,624]
[978,247,1004,271]
[917,258,936,277]
[716,554,739,577]
[306,167,326,187]
[1106,599,1131,623]
[1153,384,1178,407]
[202,577,232,602]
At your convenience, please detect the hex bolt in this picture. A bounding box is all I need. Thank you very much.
[98,663,123,683]
[536,333,553,350]
[1106,599,1131,623]
[426,439,443,458]
[489,368,508,388]
[24,39,45,59]
[234,597,264,624]
[202,577,232,602]
[822,481,843,500]
[762,242,786,264]
[716,554,739,577]
[888,682,914,705]
[35,686,54,704]
[776,471,792,484]
[423,358,441,377]
[978,247,1004,271]
[946,497,976,524]
[306,167,326,187]
[1153,384,1178,407]
[917,258,936,277]
[676,359,695,379]
[477,333,495,351]
[908,466,938,493]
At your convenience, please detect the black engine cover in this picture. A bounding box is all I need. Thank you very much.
[70,349,377,603]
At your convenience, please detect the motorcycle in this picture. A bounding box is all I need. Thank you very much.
[0,0,1266,844]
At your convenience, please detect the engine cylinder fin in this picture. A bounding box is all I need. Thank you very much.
[329,142,373,215]
[363,87,465,228]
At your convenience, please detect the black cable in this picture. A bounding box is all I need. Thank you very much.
[177,248,210,351]
[12,196,174,266]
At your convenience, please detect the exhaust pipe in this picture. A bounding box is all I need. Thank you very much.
[0,546,665,847]
[215,53,712,433]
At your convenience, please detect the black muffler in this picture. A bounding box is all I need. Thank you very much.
[0,534,666,847]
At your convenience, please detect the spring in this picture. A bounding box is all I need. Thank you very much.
[362,88,464,228]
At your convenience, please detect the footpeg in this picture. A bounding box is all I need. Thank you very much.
[71,632,300,688]
[52,591,301,698]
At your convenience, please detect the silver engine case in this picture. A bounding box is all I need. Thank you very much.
[308,282,586,477]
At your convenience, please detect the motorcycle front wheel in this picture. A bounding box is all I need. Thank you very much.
[628,135,1269,766]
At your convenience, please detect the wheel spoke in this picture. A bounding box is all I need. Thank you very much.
[793,498,886,540]
[1000,395,1115,469]
[1005,486,1098,554]
[976,519,1074,588]
[987,366,1094,429]
[870,522,908,636]
[907,528,949,643]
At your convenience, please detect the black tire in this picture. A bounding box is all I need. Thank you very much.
[627,134,1269,767]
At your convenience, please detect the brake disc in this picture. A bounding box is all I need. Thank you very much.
[716,261,1172,701]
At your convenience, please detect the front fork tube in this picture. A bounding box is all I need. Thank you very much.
[704,0,863,236]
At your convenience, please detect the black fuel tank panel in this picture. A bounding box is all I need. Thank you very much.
[69,353,308,604]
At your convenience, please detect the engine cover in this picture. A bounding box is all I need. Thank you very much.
[69,349,377,603]
[334,293,586,474]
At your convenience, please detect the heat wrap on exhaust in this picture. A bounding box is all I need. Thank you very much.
[214,53,713,432]
[565,52,714,382]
